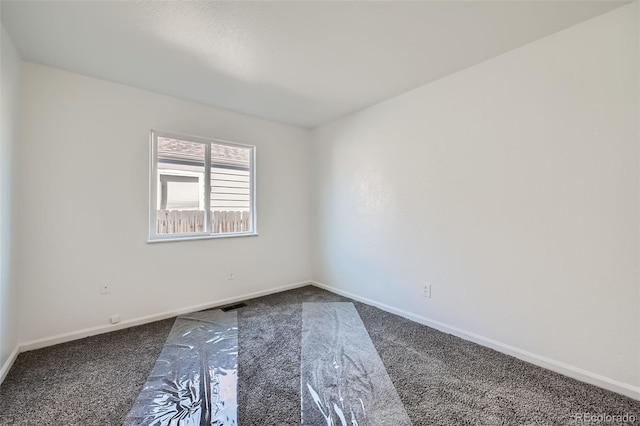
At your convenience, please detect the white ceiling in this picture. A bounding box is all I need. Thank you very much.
[1,1,629,128]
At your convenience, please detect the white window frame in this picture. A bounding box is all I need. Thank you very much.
[148,130,257,243]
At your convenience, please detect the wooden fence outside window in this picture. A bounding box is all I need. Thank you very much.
[156,210,250,234]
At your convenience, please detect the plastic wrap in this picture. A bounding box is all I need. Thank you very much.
[123,310,238,426]
[301,302,412,425]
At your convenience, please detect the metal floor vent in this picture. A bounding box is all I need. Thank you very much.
[220,302,247,312]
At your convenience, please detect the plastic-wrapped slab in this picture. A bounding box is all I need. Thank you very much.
[123,310,238,426]
[301,302,412,426]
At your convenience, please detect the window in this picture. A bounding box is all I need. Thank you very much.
[149,130,256,242]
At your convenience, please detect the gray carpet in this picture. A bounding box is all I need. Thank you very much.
[1,286,638,425]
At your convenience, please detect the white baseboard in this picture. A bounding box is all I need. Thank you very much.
[20,280,311,352]
[311,280,640,401]
[13,279,639,401]
[0,345,19,385]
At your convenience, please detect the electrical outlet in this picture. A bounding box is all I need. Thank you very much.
[110,315,121,324]
[100,281,111,295]
[422,283,431,299]
[227,270,235,280]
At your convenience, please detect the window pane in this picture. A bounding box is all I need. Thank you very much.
[150,131,256,241]
[156,137,206,234]
[164,179,199,210]
[210,143,252,234]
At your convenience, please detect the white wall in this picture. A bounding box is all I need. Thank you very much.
[0,25,21,377]
[312,3,640,393]
[17,63,312,344]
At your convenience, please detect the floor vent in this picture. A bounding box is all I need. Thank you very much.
[220,302,247,312]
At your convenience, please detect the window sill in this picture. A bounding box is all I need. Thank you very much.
[147,232,259,244]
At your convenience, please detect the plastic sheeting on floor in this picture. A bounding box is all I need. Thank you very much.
[301,302,412,426]
[123,309,238,426]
